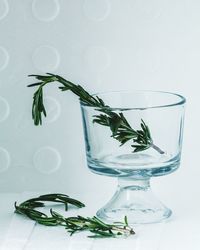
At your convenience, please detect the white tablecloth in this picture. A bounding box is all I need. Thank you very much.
[0,192,199,250]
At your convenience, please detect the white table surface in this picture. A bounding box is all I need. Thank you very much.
[0,191,199,250]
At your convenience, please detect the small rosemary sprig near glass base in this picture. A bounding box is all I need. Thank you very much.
[14,193,85,212]
[14,193,135,238]
[28,73,164,154]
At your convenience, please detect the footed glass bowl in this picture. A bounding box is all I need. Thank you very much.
[80,91,186,224]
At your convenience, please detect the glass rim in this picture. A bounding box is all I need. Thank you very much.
[80,90,186,110]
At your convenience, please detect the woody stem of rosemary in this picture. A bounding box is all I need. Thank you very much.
[151,143,165,154]
[112,226,135,235]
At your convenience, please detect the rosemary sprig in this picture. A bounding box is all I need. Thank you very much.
[15,194,135,238]
[15,193,85,216]
[28,73,164,154]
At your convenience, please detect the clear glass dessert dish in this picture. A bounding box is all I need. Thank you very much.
[80,90,186,224]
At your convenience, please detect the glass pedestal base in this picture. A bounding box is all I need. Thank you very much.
[97,177,172,224]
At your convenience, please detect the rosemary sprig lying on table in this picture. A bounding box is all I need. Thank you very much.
[14,193,85,212]
[14,193,135,238]
[28,73,164,154]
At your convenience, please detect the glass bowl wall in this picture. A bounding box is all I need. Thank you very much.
[81,91,185,178]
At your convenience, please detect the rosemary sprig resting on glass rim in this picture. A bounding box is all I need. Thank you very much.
[14,193,135,238]
[28,73,164,154]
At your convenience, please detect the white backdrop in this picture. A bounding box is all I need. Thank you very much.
[0,0,197,209]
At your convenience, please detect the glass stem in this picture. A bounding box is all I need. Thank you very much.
[118,177,150,191]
